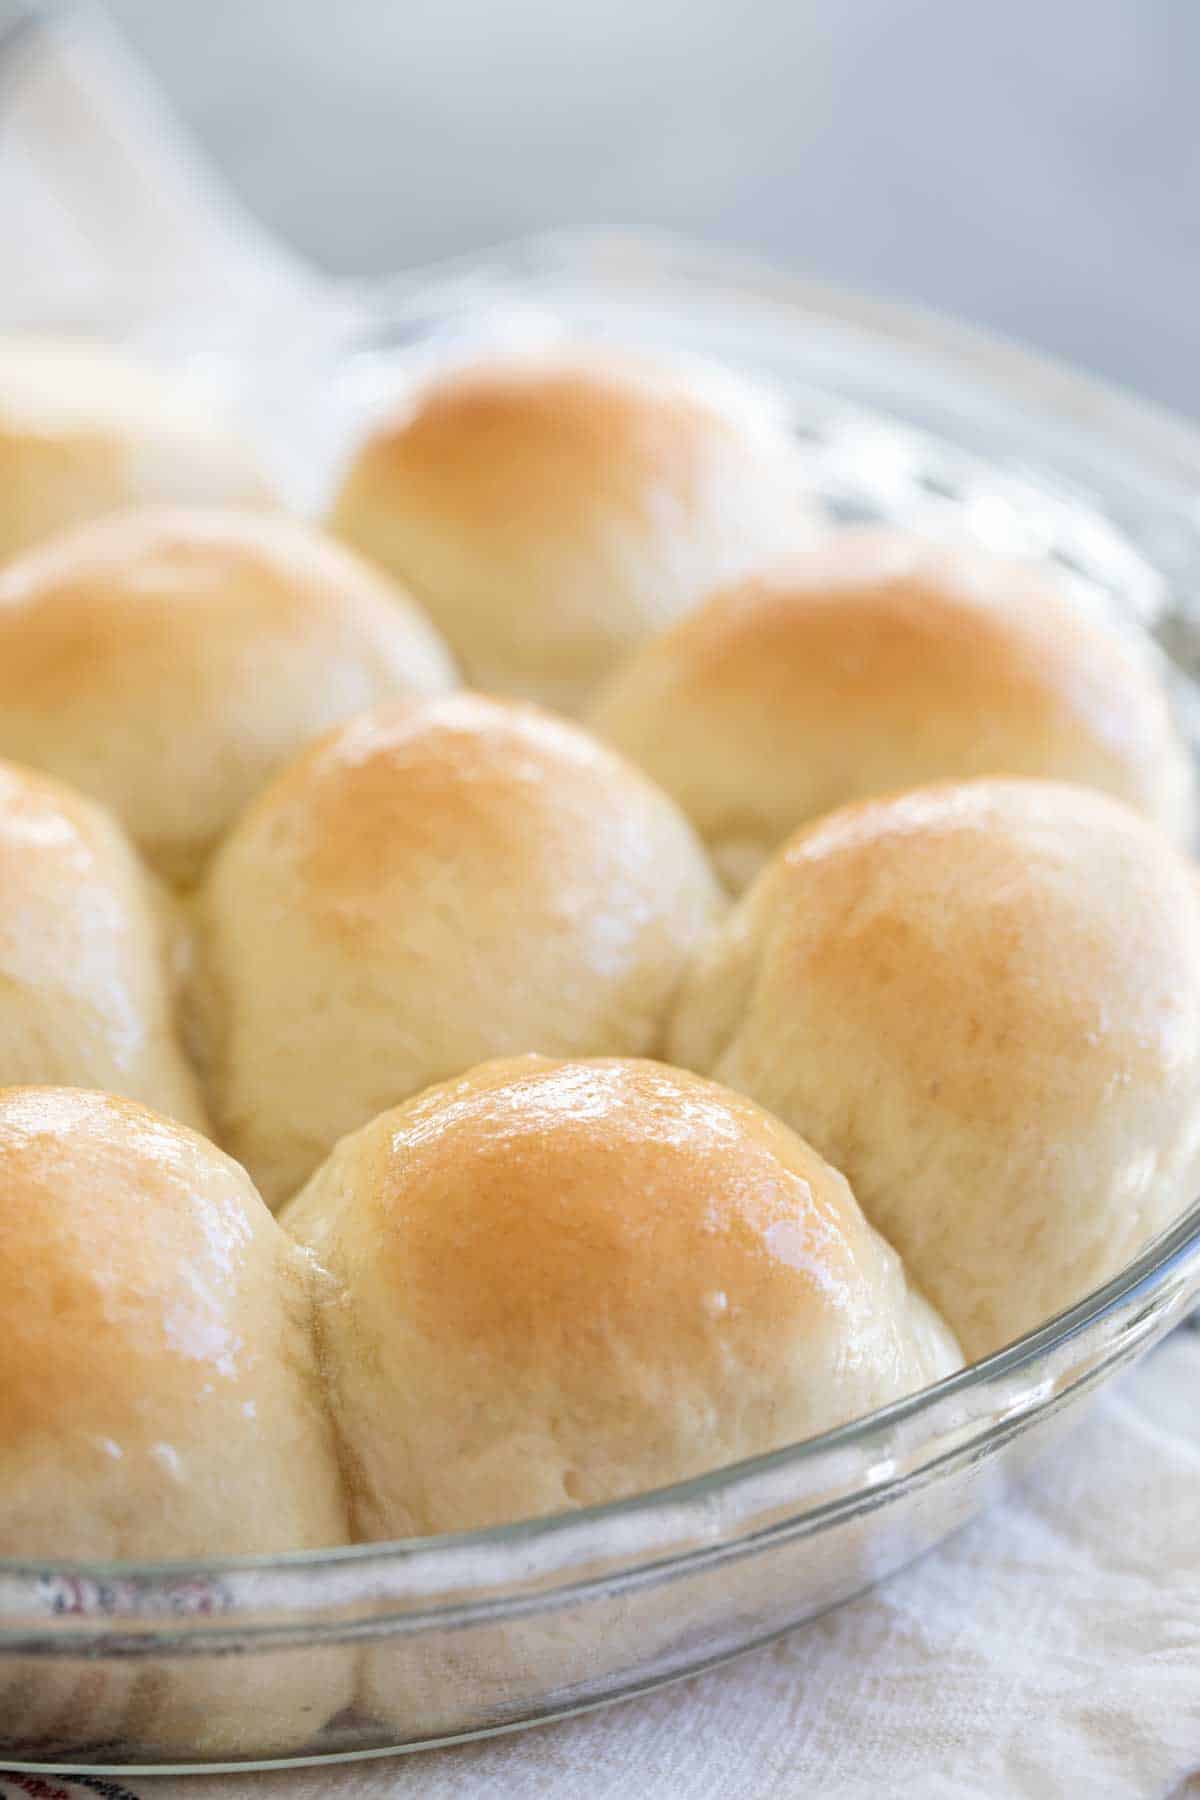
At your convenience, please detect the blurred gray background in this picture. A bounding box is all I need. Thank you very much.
[105,0,1199,418]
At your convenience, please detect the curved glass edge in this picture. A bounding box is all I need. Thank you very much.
[2,1196,1198,1649]
[365,227,1200,496]
[3,228,1200,1645]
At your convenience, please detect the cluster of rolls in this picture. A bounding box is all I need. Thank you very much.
[1,332,1199,1743]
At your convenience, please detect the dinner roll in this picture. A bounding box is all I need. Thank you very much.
[592,530,1195,889]
[670,779,1200,1360]
[0,507,458,883]
[0,335,272,562]
[283,1056,962,1537]
[0,760,205,1128]
[0,1088,351,1752]
[328,348,811,712]
[195,694,722,1206]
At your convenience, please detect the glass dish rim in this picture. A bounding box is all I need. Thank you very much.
[4,226,1200,1639]
[2,1200,1198,1598]
[365,225,1200,494]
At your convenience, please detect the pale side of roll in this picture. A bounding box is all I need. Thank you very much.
[0,759,206,1129]
[328,347,814,713]
[0,1088,351,1754]
[194,694,723,1207]
[670,779,1200,1359]
[0,507,458,884]
[0,335,273,562]
[282,1055,962,1540]
[592,530,1195,889]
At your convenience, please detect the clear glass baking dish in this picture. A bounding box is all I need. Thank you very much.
[4,229,1200,1775]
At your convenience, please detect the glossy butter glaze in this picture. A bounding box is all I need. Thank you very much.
[283,1055,961,1537]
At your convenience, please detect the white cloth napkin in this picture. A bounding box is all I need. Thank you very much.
[1,12,1198,1797]
[0,2,341,340]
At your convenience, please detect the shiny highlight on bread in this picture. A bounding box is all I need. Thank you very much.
[670,778,1200,1357]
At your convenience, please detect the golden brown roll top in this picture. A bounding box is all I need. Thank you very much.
[0,335,273,561]
[194,692,723,1207]
[328,347,812,713]
[0,1087,351,1750]
[0,1088,347,1561]
[282,1056,962,1537]
[670,778,1200,1359]
[0,507,458,883]
[0,760,204,1127]
[592,529,1195,888]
